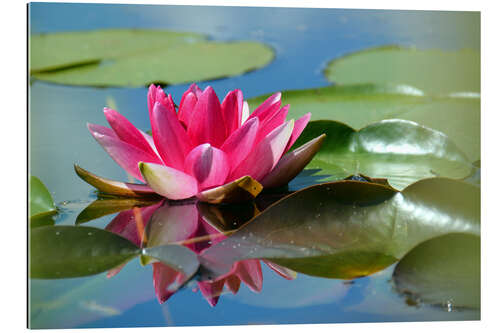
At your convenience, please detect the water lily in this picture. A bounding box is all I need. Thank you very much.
[79,84,325,203]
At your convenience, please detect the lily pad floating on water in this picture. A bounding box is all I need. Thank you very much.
[323,46,480,96]
[30,225,140,279]
[30,29,274,87]
[393,233,480,309]
[30,29,206,72]
[290,119,472,190]
[247,83,480,161]
[31,177,479,285]
[29,175,57,225]
[30,225,200,280]
[199,177,479,280]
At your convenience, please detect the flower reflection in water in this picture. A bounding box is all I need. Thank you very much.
[102,196,295,306]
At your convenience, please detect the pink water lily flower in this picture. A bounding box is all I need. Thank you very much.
[84,84,324,202]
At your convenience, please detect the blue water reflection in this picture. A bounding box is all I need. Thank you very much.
[29,3,480,328]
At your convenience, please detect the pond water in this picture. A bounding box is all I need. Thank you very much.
[29,3,480,329]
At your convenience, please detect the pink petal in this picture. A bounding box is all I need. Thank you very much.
[147,85,157,116]
[187,86,226,148]
[139,162,199,200]
[153,262,185,303]
[263,260,297,280]
[103,108,157,156]
[178,84,203,126]
[147,85,171,119]
[166,94,176,112]
[284,112,311,153]
[225,275,241,294]
[151,101,193,170]
[198,279,226,307]
[139,130,162,160]
[220,117,259,172]
[260,134,326,188]
[230,120,294,181]
[88,123,163,182]
[178,91,197,127]
[221,89,243,136]
[87,123,117,138]
[235,260,263,293]
[184,144,230,190]
[255,104,289,144]
[248,92,281,121]
[188,83,203,98]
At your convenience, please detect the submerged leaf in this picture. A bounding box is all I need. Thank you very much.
[393,233,480,309]
[199,178,479,280]
[292,119,472,190]
[30,226,140,279]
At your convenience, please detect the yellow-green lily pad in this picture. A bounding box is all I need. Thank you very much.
[29,175,57,221]
[30,29,274,87]
[247,84,480,161]
[324,46,480,95]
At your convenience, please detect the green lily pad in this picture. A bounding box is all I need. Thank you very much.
[463,160,481,186]
[30,226,140,279]
[30,175,57,220]
[199,178,479,280]
[291,119,472,190]
[30,29,206,72]
[324,46,480,95]
[399,96,480,161]
[30,224,198,281]
[247,84,480,161]
[30,29,274,87]
[393,233,480,309]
